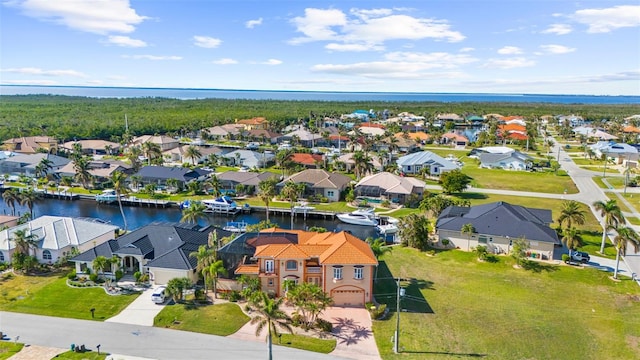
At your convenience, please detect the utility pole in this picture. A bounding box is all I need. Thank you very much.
[394,277,404,354]
[603,151,608,178]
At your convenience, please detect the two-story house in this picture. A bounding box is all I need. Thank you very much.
[230,229,378,307]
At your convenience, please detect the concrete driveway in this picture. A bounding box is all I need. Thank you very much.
[324,307,380,360]
[105,286,165,326]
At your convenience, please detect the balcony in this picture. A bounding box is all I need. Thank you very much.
[306,266,322,274]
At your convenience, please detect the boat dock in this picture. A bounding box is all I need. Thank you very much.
[252,206,338,220]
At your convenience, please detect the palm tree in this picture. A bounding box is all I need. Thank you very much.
[110,170,129,232]
[189,244,216,292]
[250,291,293,360]
[461,223,475,251]
[35,156,54,180]
[3,188,20,216]
[258,178,278,222]
[610,226,640,279]
[204,175,221,197]
[185,145,202,165]
[73,157,93,189]
[126,146,142,171]
[557,200,586,230]
[276,149,293,177]
[11,229,38,256]
[282,181,304,228]
[368,237,392,259]
[18,188,40,219]
[352,150,373,180]
[141,142,162,165]
[180,201,207,224]
[561,227,582,257]
[593,199,625,253]
[92,255,109,277]
[206,260,227,299]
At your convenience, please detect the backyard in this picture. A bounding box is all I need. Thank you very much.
[372,247,640,360]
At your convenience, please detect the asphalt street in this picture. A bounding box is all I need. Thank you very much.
[0,312,346,360]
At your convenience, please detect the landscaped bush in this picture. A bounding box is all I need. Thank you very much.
[0,262,8,271]
[134,271,142,283]
[228,290,241,302]
[367,303,388,320]
[67,270,77,280]
[89,273,98,282]
[291,313,304,327]
[562,254,571,263]
[315,318,333,332]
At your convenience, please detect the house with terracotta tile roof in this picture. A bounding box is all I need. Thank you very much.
[290,153,324,168]
[279,169,351,202]
[246,129,282,144]
[440,132,469,148]
[131,135,179,151]
[236,117,269,130]
[229,229,378,307]
[2,136,58,154]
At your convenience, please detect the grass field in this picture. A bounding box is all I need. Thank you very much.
[372,247,640,360]
[154,302,249,336]
[0,341,24,360]
[0,272,139,320]
[51,350,106,359]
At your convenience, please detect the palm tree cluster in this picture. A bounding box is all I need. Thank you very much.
[2,187,41,220]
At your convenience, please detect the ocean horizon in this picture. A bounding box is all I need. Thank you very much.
[1,84,639,104]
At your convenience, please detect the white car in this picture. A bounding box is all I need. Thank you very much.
[151,286,167,304]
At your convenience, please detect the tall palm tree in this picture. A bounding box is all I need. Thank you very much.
[275,149,293,177]
[181,201,207,224]
[2,188,20,216]
[610,226,640,279]
[561,227,582,257]
[204,175,221,197]
[11,229,38,256]
[282,181,304,228]
[185,145,202,165]
[557,200,586,230]
[250,291,293,360]
[73,157,93,189]
[461,223,475,251]
[258,178,278,222]
[206,260,227,299]
[352,150,373,180]
[189,244,216,292]
[18,188,40,219]
[110,170,129,232]
[141,142,162,165]
[92,255,109,276]
[126,146,143,171]
[593,199,625,253]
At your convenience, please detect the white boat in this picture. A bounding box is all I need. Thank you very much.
[223,221,248,233]
[293,202,315,213]
[336,208,378,226]
[96,189,118,203]
[376,223,399,234]
[202,196,238,212]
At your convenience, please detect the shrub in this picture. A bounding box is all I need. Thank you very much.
[89,273,98,282]
[139,273,149,283]
[115,269,124,282]
[291,313,304,327]
[562,254,571,263]
[315,318,333,332]
[67,270,77,280]
[134,271,142,283]
[381,199,391,208]
[369,303,387,320]
[228,290,241,302]
[441,239,450,246]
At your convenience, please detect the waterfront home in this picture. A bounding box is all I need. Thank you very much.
[436,201,560,260]
[289,153,324,169]
[0,215,19,229]
[396,151,460,176]
[71,223,230,284]
[162,145,223,165]
[201,124,244,140]
[278,169,351,202]
[479,151,532,171]
[61,140,121,156]
[281,129,324,148]
[355,123,386,137]
[246,129,282,144]
[56,159,132,186]
[2,136,58,154]
[236,116,269,131]
[133,165,211,189]
[589,141,639,165]
[216,170,280,194]
[0,153,70,178]
[131,135,180,151]
[573,126,618,141]
[222,149,275,169]
[354,172,426,204]
[0,216,118,265]
[229,228,378,307]
[336,152,384,173]
[435,113,464,124]
[440,132,469,148]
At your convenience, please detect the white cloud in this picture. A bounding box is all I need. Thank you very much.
[1,67,87,77]
[310,51,476,79]
[107,35,147,47]
[289,7,464,49]
[459,47,475,53]
[193,36,222,48]
[541,24,573,35]
[212,58,238,65]
[573,5,640,33]
[497,46,523,55]
[5,0,147,34]
[1,79,58,85]
[326,43,384,52]
[262,59,282,65]
[245,17,263,29]
[121,55,182,60]
[482,57,535,69]
[539,44,575,54]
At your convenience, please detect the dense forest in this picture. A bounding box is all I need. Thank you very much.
[0,94,638,142]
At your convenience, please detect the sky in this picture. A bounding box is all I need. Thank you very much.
[1,0,639,95]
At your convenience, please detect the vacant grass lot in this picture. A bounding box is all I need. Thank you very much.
[0,272,139,320]
[372,247,640,360]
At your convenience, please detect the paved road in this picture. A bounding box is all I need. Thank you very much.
[0,312,346,360]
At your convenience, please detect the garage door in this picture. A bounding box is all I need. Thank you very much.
[332,289,365,307]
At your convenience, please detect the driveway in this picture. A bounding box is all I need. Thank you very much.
[105,286,165,326]
[324,307,380,360]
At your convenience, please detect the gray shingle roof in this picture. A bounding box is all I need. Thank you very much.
[436,202,559,244]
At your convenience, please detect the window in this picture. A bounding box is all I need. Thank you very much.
[0,251,4,262]
[265,260,274,273]
[267,278,275,287]
[42,250,52,260]
[286,260,297,271]
[478,236,488,244]
[333,265,343,280]
[327,190,335,197]
[354,266,364,280]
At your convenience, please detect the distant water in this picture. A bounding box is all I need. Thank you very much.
[1,85,639,104]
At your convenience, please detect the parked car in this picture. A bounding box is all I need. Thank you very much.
[151,286,167,304]
[246,142,260,150]
[570,251,590,263]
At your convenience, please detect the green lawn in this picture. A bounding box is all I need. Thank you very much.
[0,273,139,320]
[154,302,250,336]
[0,341,24,360]
[373,247,640,360]
[51,350,106,359]
[278,333,336,354]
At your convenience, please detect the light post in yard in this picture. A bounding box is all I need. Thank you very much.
[393,277,406,354]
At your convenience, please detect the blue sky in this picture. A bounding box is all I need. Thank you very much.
[1,0,639,95]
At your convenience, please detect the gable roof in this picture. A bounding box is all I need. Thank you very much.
[135,165,210,181]
[396,151,460,170]
[355,172,425,195]
[290,153,323,166]
[479,151,532,164]
[217,171,280,186]
[437,202,559,244]
[3,136,58,153]
[281,169,351,190]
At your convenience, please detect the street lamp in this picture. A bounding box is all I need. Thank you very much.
[394,277,406,354]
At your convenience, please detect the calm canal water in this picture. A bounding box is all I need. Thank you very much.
[0,198,384,240]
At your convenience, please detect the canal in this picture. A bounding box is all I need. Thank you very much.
[0,198,386,241]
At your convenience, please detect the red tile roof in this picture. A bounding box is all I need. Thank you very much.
[290,153,323,165]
